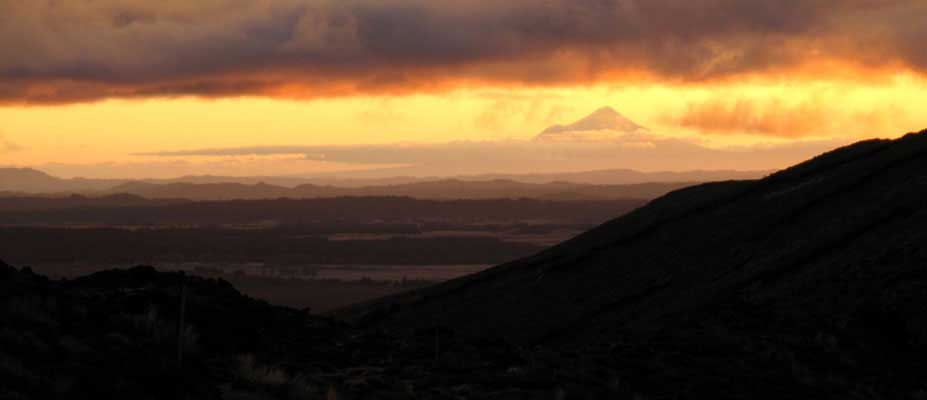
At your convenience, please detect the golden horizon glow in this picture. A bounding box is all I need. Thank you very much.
[3,0,926,178]
[2,73,926,174]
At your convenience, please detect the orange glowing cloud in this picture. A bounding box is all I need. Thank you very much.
[1,0,925,105]
[669,92,919,139]
[671,99,831,138]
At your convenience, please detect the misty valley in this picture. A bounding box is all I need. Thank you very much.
[0,196,641,312]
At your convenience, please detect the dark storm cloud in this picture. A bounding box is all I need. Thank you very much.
[0,0,924,104]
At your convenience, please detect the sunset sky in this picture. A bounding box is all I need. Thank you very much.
[1,0,926,178]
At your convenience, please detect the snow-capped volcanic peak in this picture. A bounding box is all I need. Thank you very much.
[537,107,649,141]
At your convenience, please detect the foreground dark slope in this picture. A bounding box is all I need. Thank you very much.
[0,264,532,399]
[2,262,679,399]
[347,130,927,395]
[0,264,342,399]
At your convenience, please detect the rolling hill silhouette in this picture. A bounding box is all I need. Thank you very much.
[346,129,927,397]
[1,166,766,196]
[0,168,124,193]
[104,179,692,201]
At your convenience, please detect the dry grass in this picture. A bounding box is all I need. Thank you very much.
[129,306,199,353]
[237,354,289,386]
[3,295,56,326]
[235,354,330,400]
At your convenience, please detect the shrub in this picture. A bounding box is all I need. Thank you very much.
[237,354,289,386]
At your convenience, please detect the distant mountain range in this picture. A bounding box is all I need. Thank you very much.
[104,179,694,201]
[0,168,323,193]
[0,167,768,200]
[461,168,767,185]
[0,168,124,193]
[0,167,767,198]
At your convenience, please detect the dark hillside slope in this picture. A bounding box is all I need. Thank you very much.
[0,263,636,399]
[0,264,354,399]
[347,130,927,397]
